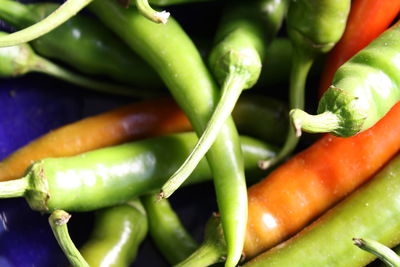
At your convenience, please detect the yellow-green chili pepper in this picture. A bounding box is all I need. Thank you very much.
[291,21,400,137]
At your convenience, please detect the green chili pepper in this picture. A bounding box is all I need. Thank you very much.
[233,95,288,145]
[0,32,151,97]
[353,238,400,267]
[258,0,289,42]
[161,0,290,202]
[88,2,248,266]
[257,38,293,86]
[161,2,267,204]
[0,0,212,47]
[0,0,93,47]
[0,132,276,213]
[291,22,400,137]
[80,199,148,267]
[49,210,89,267]
[176,214,226,267]
[0,0,162,89]
[262,0,350,168]
[244,153,400,267]
[142,193,197,264]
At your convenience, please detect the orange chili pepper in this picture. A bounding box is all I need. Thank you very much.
[318,0,400,97]
[0,97,191,181]
[244,101,400,258]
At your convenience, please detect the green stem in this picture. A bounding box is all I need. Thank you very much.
[260,50,313,169]
[0,177,29,198]
[160,72,245,199]
[134,0,170,24]
[30,55,156,98]
[353,238,400,267]
[290,109,340,134]
[0,0,93,47]
[49,210,89,267]
[175,215,226,267]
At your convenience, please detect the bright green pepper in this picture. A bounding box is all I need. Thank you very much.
[80,199,148,267]
[0,0,162,89]
[265,0,350,168]
[291,22,400,137]
[160,1,268,221]
[142,193,197,265]
[0,132,276,213]
[244,153,400,267]
[0,0,212,46]
[88,2,248,266]
[0,32,153,98]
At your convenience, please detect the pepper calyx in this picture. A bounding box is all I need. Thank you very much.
[318,86,367,137]
[25,161,50,213]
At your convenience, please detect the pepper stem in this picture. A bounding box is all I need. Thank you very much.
[134,0,170,24]
[290,109,340,134]
[260,49,313,169]
[0,176,29,198]
[49,210,89,267]
[175,215,227,267]
[353,238,400,267]
[159,72,245,199]
[0,0,93,47]
[30,54,156,98]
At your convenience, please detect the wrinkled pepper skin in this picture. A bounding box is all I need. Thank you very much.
[80,200,148,267]
[7,133,276,213]
[287,0,351,55]
[245,153,400,267]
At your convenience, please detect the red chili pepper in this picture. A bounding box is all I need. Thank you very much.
[244,101,400,258]
[318,0,400,97]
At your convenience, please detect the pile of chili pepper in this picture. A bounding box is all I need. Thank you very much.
[1,0,400,266]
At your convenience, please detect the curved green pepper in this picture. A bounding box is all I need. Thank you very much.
[88,2,248,266]
[0,0,162,89]
[161,1,267,210]
[244,153,400,267]
[265,0,350,167]
[0,32,150,97]
[0,132,276,213]
[291,22,400,137]
[142,193,197,264]
[80,199,148,267]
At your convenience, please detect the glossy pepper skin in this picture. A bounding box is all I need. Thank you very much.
[0,0,162,89]
[89,2,247,266]
[245,153,400,267]
[0,31,149,97]
[0,133,276,213]
[292,21,400,137]
[0,95,286,182]
[318,0,400,97]
[80,199,148,267]
[142,194,197,265]
[159,1,271,220]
